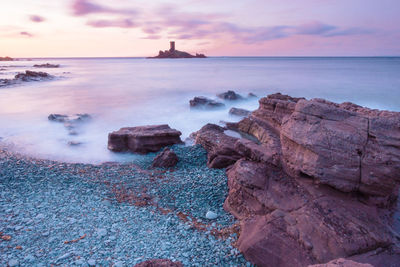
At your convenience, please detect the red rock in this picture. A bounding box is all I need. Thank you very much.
[192,124,242,168]
[192,93,400,266]
[152,148,179,168]
[108,125,182,154]
[134,259,183,267]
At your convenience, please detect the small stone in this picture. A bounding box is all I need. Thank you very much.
[114,261,124,267]
[205,211,218,220]
[88,259,96,266]
[8,259,19,267]
[97,228,107,238]
[24,254,35,262]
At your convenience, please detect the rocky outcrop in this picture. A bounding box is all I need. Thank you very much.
[308,258,373,267]
[34,63,60,68]
[15,70,52,81]
[0,57,13,61]
[150,49,206,58]
[108,125,182,154]
[134,259,183,267]
[217,90,243,100]
[152,148,179,168]
[189,97,225,108]
[192,93,400,267]
[1,70,53,87]
[229,107,251,117]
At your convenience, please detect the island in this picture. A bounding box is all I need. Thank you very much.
[148,41,206,58]
[0,56,13,61]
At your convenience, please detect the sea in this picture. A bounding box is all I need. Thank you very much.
[0,57,399,163]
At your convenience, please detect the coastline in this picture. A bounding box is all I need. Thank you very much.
[0,145,250,266]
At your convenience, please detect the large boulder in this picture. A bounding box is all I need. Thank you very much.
[108,124,182,154]
[229,107,251,117]
[152,147,179,168]
[192,124,242,168]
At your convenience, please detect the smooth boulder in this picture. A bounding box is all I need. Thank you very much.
[108,124,182,154]
[189,97,225,108]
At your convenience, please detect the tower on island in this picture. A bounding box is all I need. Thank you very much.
[169,41,175,52]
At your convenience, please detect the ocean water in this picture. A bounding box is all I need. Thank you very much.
[0,57,399,163]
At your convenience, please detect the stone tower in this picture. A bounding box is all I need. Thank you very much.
[170,41,175,52]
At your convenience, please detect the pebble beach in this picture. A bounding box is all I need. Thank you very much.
[0,145,251,266]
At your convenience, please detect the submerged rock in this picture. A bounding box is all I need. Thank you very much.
[15,70,52,81]
[134,259,183,267]
[48,113,91,123]
[189,96,225,109]
[192,93,400,267]
[217,90,243,100]
[33,63,60,68]
[108,124,182,154]
[229,107,251,117]
[152,147,179,168]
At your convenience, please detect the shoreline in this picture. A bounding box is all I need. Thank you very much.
[0,145,250,266]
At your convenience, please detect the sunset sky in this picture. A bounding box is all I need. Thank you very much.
[1,0,399,57]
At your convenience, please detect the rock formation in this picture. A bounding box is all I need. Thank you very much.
[34,63,60,68]
[0,70,53,87]
[152,147,179,168]
[0,57,13,61]
[192,93,400,267]
[148,41,206,59]
[108,125,182,154]
[189,96,225,108]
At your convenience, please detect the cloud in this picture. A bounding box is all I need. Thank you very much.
[71,1,373,44]
[86,19,137,28]
[20,31,33,37]
[29,15,45,23]
[71,0,138,16]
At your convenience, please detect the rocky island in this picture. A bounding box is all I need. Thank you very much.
[0,56,13,61]
[148,42,206,59]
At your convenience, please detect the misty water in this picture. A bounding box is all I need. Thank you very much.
[0,57,399,163]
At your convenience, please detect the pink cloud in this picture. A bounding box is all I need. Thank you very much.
[20,31,33,37]
[71,0,138,16]
[29,15,45,23]
[86,19,137,28]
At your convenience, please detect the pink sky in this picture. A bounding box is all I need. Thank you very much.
[0,0,399,57]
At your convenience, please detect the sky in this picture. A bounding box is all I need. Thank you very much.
[0,0,399,57]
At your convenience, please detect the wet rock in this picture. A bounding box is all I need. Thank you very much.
[15,70,52,81]
[152,148,179,168]
[33,63,60,68]
[134,259,183,267]
[229,107,251,117]
[108,124,182,154]
[189,97,225,108]
[248,93,257,98]
[217,90,243,100]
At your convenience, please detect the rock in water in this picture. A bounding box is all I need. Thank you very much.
[189,96,225,108]
[14,70,52,81]
[229,107,251,117]
[205,211,218,220]
[108,124,182,154]
[152,147,179,168]
[134,259,183,267]
[217,90,243,100]
[33,63,60,68]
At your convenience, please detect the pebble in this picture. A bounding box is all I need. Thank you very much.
[88,259,96,266]
[8,259,19,266]
[206,211,218,220]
